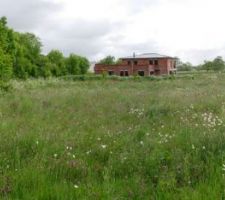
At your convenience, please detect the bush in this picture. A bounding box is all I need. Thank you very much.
[0,80,13,92]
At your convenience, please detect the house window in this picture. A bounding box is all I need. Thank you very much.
[154,60,159,65]
[120,71,129,76]
[108,71,114,76]
[128,61,131,65]
[134,60,138,65]
[120,71,124,76]
[174,61,176,68]
[155,69,160,75]
[149,60,153,65]
[138,71,145,76]
[150,71,154,75]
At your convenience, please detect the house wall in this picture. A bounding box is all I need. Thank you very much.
[94,58,176,76]
[94,64,132,76]
[167,59,177,72]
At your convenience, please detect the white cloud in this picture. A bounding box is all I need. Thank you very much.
[2,0,225,64]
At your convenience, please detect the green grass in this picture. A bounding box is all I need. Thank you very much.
[1,73,225,199]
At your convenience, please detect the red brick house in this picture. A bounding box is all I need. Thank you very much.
[94,53,177,76]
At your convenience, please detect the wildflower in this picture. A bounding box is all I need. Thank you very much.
[74,184,79,189]
[192,144,195,150]
[140,141,144,145]
[54,154,58,158]
[86,150,91,155]
[72,154,76,159]
[101,145,107,149]
[202,146,206,150]
[97,138,101,141]
[36,141,39,145]
[222,164,225,171]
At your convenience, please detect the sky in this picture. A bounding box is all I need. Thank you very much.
[1,0,225,65]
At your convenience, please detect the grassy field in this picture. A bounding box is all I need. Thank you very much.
[1,73,225,199]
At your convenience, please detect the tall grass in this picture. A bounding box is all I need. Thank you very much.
[1,73,225,199]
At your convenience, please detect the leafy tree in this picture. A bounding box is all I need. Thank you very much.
[37,55,52,78]
[177,62,193,71]
[0,17,14,81]
[0,16,90,80]
[0,49,13,81]
[201,61,213,71]
[79,57,90,74]
[213,56,225,71]
[18,33,42,64]
[99,55,116,65]
[47,50,67,76]
[66,54,81,75]
[116,59,122,64]
[201,57,225,71]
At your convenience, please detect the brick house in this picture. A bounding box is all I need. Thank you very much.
[94,53,177,76]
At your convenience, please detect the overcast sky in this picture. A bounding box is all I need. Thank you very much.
[1,0,225,64]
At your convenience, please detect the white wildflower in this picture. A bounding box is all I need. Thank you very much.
[74,184,79,189]
[86,150,91,155]
[222,164,225,171]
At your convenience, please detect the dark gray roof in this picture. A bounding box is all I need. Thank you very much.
[121,53,174,59]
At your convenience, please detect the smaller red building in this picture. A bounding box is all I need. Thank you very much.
[94,53,177,76]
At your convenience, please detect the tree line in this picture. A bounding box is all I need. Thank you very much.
[0,17,89,81]
[177,57,225,72]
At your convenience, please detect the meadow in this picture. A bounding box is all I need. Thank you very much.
[0,73,225,199]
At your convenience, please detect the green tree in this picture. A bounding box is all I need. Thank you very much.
[99,55,116,65]
[13,32,42,77]
[47,50,67,76]
[66,54,81,75]
[202,60,213,71]
[0,16,90,79]
[0,17,14,81]
[201,57,225,72]
[37,55,52,78]
[79,57,90,74]
[177,62,193,71]
[213,56,225,71]
[0,49,13,81]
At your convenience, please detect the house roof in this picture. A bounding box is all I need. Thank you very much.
[121,53,174,59]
